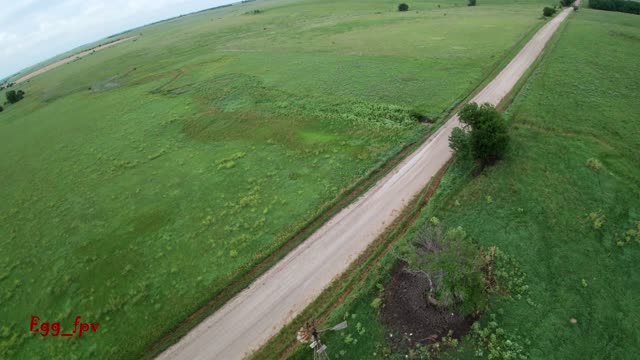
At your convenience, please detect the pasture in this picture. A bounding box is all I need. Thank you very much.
[0,0,557,358]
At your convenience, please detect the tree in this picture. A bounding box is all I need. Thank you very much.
[468,0,477,6]
[5,89,24,104]
[543,6,557,16]
[398,3,409,11]
[0,105,3,112]
[400,224,487,316]
[449,102,509,168]
[560,0,575,6]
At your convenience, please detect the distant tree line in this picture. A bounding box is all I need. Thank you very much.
[589,0,640,14]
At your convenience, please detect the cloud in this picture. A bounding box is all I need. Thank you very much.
[0,0,234,79]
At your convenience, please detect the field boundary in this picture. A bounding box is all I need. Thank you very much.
[143,16,549,360]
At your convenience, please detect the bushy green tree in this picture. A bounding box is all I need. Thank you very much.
[560,0,576,6]
[468,0,477,6]
[0,105,3,112]
[398,3,409,11]
[449,102,509,169]
[543,6,557,16]
[5,89,25,104]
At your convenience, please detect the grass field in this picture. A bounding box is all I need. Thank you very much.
[282,8,640,360]
[0,0,561,358]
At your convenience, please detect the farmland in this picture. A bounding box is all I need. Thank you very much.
[278,7,640,360]
[1,0,566,358]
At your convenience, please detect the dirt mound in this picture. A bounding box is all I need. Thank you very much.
[379,264,474,348]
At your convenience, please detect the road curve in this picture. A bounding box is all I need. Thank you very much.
[158,4,578,360]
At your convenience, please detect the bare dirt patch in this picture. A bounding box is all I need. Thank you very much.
[380,264,474,348]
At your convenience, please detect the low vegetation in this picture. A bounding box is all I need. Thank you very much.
[398,3,409,12]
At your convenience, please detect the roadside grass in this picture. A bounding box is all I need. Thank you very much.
[0,0,559,358]
[279,8,640,360]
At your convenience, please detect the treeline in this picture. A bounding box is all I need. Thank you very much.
[589,0,640,15]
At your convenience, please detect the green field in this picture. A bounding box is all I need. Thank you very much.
[284,8,640,360]
[1,0,563,358]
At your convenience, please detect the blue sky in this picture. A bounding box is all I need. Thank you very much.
[0,0,236,79]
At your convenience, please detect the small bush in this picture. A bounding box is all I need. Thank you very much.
[617,222,640,247]
[470,315,528,359]
[543,6,557,16]
[398,3,409,11]
[585,158,603,172]
[5,90,25,104]
[468,0,477,6]
[370,297,382,309]
[560,0,576,6]
[0,105,3,112]
[589,211,606,230]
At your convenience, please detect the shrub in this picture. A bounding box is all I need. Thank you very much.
[468,0,477,6]
[543,6,557,16]
[5,90,25,104]
[585,158,603,172]
[589,211,606,230]
[616,222,640,247]
[401,222,529,319]
[560,0,576,6]
[449,102,509,169]
[401,225,487,316]
[470,315,528,360]
[0,105,3,112]
[398,3,409,11]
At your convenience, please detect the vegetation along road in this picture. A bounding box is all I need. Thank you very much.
[158,2,581,360]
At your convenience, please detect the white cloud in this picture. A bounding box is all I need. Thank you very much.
[0,0,235,79]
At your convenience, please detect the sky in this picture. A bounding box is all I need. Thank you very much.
[0,0,236,79]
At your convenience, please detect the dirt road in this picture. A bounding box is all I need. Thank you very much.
[158,5,578,360]
[13,37,135,84]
